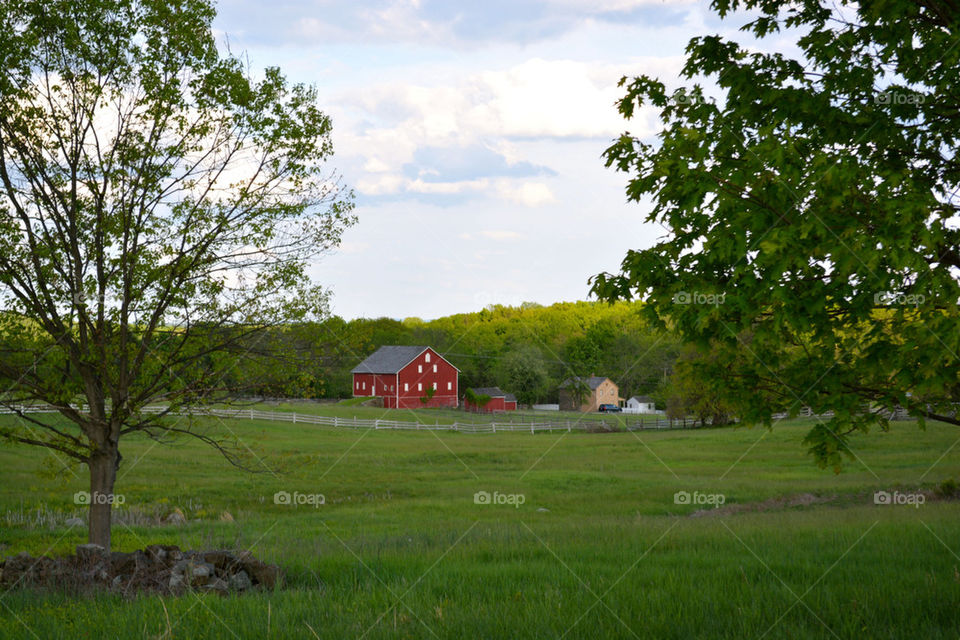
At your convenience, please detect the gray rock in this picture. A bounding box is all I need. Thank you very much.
[169,571,185,591]
[537,507,550,512]
[65,517,84,527]
[170,559,215,587]
[203,577,230,595]
[228,570,252,592]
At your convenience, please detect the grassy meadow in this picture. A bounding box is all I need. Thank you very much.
[1,407,959,638]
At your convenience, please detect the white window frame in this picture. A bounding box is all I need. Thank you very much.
[418,383,423,391]
[418,365,423,373]
[447,382,452,391]
[432,382,437,390]
[404,383,409,392]
[433,364,437,373]
[425,353,431,363]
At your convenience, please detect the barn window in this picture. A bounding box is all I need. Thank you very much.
[355,381,359,389]
[418,365,423,373]
[432,382,437,390]
[447,382,452,391]
[433,364,437,373]
[404,383,409,392]
[418,383,423,391]
[362,382,366,390]
[425,353,431,363]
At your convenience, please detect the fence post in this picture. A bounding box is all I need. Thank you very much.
[375,419,379,430]
[492,423,496,433]
[292,413,297,424]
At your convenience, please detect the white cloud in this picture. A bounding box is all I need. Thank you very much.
[497,182,558,207]
[407,178,489,194]
[479,230,523,241]
[335,57,677,205]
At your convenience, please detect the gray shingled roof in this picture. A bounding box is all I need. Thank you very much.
[467,386,506,398]
[630,395,654,403]
[559,376,609,390]
[351,346,428,374]
[504,393,518,403]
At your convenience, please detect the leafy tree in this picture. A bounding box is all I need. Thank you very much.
[463,387,491,411]
[659,347,737,426]
[592,0,960,469]
[0,0,353,548]
[494,345,549,405]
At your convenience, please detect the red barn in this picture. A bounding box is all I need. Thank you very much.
[352,346,459,409]
[463,387,518,413]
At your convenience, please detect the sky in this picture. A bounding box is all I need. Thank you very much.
[211,0,795,320]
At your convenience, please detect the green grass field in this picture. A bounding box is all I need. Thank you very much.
[1,408,959,638]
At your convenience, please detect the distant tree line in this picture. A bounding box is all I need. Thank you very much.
[221,301,688,407]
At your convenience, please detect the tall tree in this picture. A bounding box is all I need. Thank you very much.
[0,0,354,548]
[592,0,960,469]
[494,345,549,405]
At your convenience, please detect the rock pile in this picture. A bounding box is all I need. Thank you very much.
[0,544,281,596]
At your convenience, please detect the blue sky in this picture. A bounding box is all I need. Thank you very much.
[212,0,794,320]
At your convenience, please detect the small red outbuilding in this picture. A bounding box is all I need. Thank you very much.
[352,346,459,409]
[463,387,518,413]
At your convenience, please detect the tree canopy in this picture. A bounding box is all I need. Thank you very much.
[592,0,960,469]
[0,0,354,547]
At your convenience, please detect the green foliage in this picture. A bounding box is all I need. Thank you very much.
[0,0,353,545]
[419,385,437,405]
[492,345,549,406]
[463,387,491,408]
[593,0,960,468]
[659,347,737,425]
[263,301,681,405]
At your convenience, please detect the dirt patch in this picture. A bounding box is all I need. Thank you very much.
[690,487,953,518]
[690,492,839,518]
[0,544,282,597]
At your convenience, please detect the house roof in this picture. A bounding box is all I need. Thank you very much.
[467,386,506,398]
[351,345,433,374]
[630,395,654,403]
[559,376,610,390]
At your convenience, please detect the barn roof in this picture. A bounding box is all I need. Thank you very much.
[559,376,610,390]
[467,386,506,398]
[504,393,518,403]
[352,346,430,374]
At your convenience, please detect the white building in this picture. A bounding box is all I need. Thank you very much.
[625,395,660,414]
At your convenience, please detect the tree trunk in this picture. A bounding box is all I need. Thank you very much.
[88,447,118,550]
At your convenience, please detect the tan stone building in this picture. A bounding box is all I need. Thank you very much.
[558,376,622,412]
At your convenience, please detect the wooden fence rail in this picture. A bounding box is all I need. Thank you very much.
[0,404,708,433]
[0,404,918,433]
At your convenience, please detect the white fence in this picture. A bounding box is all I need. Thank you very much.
[3,403,917,433]
[0,404,702,433]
